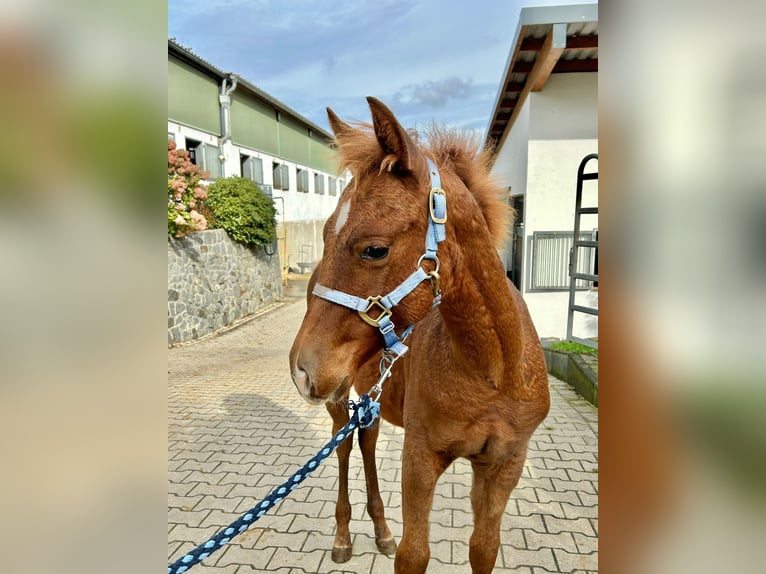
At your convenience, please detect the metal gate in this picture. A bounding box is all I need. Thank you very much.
[566,154,598,348]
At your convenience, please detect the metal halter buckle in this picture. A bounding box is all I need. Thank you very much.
[429,188,447,224]
[358,295,393,327]
[427,270,441,297]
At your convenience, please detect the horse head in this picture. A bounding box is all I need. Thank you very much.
[289,97,443,404]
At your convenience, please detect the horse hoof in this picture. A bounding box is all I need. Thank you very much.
[376,537,397,555]
[331,546,353,563]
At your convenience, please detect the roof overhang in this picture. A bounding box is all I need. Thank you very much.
[484,3,598,152]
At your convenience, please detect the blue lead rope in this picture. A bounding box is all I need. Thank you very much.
[167,394,381,574]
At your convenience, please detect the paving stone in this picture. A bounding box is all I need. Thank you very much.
[317,548,374,573]
[536,488,582,506]
[168,493,204,511]
[543,515,597,536]
[562,501,599,519]
[502,546,558,571]
[215,543,275,570]
[554,548,599,572]
[267,547,324,571]
[524,529,578,552]
[573,531,599,554]
[551,478,598,494]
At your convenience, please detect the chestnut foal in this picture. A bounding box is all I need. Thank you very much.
[290,97,550,574]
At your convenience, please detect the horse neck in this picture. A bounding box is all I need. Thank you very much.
[436,206,523,387]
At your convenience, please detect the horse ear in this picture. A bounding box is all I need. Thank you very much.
[326,107,353,138]
[366,96,426,176]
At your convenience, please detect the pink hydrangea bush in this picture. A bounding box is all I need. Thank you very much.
[168,140,210,238]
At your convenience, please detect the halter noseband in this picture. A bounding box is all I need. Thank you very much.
[312,158,447,361]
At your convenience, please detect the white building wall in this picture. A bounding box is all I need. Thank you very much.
[528,73,598,141]
[489,72,598,340]
[492,101,530,199]
[490,102,530,270]
[168,120,341,223]
[523,139,598,340]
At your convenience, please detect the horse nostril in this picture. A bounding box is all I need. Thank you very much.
[293,367,311,395]
[293,367,307,386]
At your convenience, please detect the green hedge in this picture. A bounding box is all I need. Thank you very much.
[205,177,277,247]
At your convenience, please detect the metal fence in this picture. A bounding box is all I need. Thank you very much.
[529,231,594,291]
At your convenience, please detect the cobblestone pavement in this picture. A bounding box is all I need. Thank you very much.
[169,281,598,573]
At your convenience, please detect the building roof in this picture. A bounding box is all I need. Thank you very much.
[484,3,598,150]
[168,38,334,142]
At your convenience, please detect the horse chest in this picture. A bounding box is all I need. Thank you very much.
[404,392,522,462]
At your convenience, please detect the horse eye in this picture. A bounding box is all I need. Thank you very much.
[361,245,390,260]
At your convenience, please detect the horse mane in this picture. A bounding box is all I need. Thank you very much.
[333,123,512,246]
[424,125,512,246]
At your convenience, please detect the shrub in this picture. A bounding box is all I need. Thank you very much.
[168,140,209,238]
[205,177,277,247]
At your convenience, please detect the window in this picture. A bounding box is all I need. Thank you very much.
[338,178,346,194]
[185,137,201,165]
[273,163,290,190]
[328,176,337,196]
[528,231,594,292]
[314,173,325,195]
[241,155,264,184]
[296,168,309,193]
[184,138,221,180]
[168,132,175,142]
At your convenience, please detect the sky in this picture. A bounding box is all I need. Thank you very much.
[168,0,586,139]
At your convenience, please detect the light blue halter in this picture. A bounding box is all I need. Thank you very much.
[312,158,447,364]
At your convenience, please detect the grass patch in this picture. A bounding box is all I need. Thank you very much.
[549,341,598,355]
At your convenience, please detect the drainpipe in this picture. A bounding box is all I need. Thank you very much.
[218,74,238,177]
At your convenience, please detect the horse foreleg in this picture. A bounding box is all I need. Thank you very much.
[468,443,529,574]
[395,437,453,574]
[326,399,354,563]
[358,420,397,555]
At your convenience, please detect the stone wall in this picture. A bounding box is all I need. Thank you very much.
[168,229,282,345]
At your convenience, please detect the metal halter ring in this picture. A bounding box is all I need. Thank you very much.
[417,254,440,274]
[416,254,441,297]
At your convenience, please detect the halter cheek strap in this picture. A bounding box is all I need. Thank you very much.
[312,158,447,360]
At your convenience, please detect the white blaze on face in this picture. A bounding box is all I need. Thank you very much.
[334,199,351,235]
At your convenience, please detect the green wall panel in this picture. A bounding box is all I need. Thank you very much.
[309,138,337,173]
[167,57,221,134]
[168,54,337,172]
[230,93,279,155]
[279,116,310,165]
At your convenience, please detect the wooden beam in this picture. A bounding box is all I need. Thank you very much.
[491,24,568,152]
[511,60,533,74]
[504,81,525,93]
[553,58,598,73]
[520,37,544,51]
[520,34,597,52]
[500,96,518,108]
[566,34,598,50]
[530,23,566,92]
[486,27,599,157]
